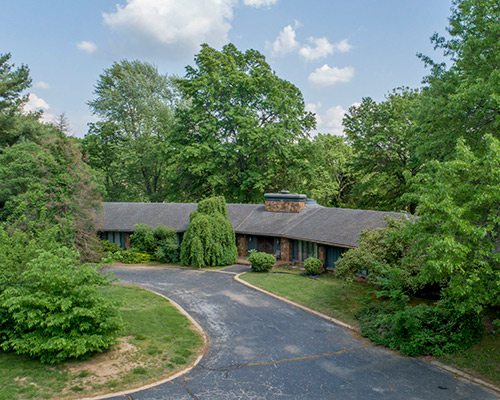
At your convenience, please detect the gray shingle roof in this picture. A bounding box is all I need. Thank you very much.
[102,202,404,248]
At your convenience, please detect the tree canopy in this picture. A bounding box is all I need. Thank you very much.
[172,43,315,203]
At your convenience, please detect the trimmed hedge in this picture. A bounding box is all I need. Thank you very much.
[248,250,275,272]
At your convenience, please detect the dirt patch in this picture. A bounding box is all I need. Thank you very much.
[65,336,139,384]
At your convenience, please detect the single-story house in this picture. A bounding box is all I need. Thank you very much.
[100,192,403,269]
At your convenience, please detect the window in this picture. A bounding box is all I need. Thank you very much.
[102,231,125,249]
[291,240,318,262]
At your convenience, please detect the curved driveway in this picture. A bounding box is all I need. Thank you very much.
[106,266,496,400]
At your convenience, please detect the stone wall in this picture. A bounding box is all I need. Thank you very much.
[280,237,291,262]
[236,234,247,257]
[264,200,305,213]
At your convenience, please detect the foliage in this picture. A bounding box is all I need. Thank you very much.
[343,89,421,212]
[114,249,152,264]
[357,302,483,356]
[404,135,499,315]
[154,226,179,264]
[172,43,315,203]
[304,257,323,275]
[335,218,413,286]
[101,239,121,254]
[128,224,179,263]
[415,0,499,162]
[0,247,122,364]
[0,53,32,148]
[0,131,103,261]
[84,60,179,201]
[248,250,275,272]
[131,224,156,253]
[291,135,353,207]
[180,196,237,267]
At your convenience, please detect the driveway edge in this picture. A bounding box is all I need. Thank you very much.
[428,360,500,395]
[233,272,357,332]
[83,286,209,400]
[234,272,500,396]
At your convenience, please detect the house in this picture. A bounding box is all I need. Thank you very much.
[100,192,403,269]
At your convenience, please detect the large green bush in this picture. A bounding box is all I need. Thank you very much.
[154,226,179,263]
[131,224,155,253]
[180,196,237,267]
[304,257,323,275]
[357,302,483,356]
[248,250,275,272]
[0,247,122,364]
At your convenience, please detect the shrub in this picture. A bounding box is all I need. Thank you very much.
[101,239,121,254]
[153,226,179,263]
[118,249,151,264]
[0,248,122,364]
[248,250,275,272]
[131,224,155,253]
[180,196,237,267]
[357,302,483,356]
[304,257,323,275]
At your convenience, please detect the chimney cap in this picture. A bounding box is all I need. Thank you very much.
[264,192,307,202]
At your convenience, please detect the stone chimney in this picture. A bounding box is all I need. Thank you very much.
[264,190,307,213]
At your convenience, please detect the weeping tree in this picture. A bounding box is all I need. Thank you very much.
[180,196,237,267]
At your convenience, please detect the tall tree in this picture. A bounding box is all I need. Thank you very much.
[291,134,353,207]
[343,89,421,212]
[416,0,499,161]
[172,43,315,203]
[0,52,35,149]
[0,130,103,261]
[84,60,178,201]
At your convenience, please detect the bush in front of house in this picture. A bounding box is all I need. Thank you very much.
[154,226,180,263]
[118,249,152,264]
[304,257,323,275]
[248,250,275,272]
[180,196,237,268]
[131,224,156,253]
[0,246,122,364]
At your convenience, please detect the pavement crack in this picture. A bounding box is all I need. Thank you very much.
[178,379,200,400]
[199,348,352,375]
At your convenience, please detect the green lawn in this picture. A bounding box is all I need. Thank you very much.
[241,268,373,328]
[241,268,499,387]
[0,285,204,400]
[437,332,499,386]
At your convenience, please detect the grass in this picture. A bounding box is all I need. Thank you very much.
[241,268,500,387]
[0,285,204,400]
[241,268,374,328]
[437,332,499,386]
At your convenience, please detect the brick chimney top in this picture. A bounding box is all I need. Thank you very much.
[264,191,307,213]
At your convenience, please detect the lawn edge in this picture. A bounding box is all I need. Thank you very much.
[233,272,357,332]
[235,272,500,395]
[82,286,209,400]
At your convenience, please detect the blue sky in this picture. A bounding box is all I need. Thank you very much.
[2,0,452,136]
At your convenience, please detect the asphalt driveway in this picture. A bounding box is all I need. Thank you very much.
[105,266,496,400]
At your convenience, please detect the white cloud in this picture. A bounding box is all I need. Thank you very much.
[23,93,56,123]
[103,0,235,51]
[335,39,352,53]
[299,37,334,61]
[244,0,277,7]
[321,105,346,135]
[306,102,357,136]
[270,24,298,56]
[77,40,98,54]
[34,81,50,89]
[308,64,354,86]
